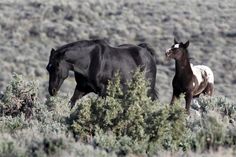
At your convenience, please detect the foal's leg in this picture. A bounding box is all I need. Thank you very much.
[203,83,214,96]
[69,85,86,109]
[170,89,179,105]
[185,92,193,114]
[170,94,177,105]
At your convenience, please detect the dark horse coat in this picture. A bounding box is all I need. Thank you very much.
[46,39,158,108]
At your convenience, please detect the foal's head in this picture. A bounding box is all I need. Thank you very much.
[165,39,190,61]
[46,49,70,96]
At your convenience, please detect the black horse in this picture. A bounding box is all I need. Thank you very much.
[165,39,214,113]
[46,39,158,108]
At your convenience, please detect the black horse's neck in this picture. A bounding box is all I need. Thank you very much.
[175,52,193,78]
[64,45,98,77]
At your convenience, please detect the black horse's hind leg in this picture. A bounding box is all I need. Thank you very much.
[69,85,86,109]
[147,78,158,101]
[148,89,158,101]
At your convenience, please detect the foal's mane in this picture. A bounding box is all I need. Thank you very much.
[184,48,193,62]
[178,42,191,61]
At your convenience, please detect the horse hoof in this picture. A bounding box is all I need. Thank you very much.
[68,101,75,110]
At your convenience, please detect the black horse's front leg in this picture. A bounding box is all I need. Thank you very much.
[185,92,193,114]
[100,84,107,98]
[69,85,85,109]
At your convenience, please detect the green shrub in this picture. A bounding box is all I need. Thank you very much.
[44,95,71,122]
[197,96,236,119]
[71,69,188,155]
[0,72,236,157]
[186,97,236,152]
[0,134,26,157]
[0,74,38,118]
[0,115,27,133]
[145,100,187,152]
[71,70,236,156]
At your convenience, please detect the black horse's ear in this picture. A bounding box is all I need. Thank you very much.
[174,38,178,44]
[51,48,56,55]
[183,41,190,48]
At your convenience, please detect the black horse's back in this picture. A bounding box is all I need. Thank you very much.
[138,43,158,64]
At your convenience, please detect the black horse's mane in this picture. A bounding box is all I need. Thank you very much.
[56,39,108,54]
[57,39,108,51]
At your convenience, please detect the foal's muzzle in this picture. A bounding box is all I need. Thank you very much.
[165,49,172,59]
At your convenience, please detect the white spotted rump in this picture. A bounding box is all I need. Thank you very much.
[190,64,214,85]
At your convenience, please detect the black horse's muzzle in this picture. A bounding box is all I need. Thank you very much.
[49,87,58,96]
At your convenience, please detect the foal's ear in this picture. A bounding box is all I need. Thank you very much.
[183,41,190,48]
[174,38,178,44]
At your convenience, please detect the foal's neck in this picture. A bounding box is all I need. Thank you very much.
[175,55,192,78]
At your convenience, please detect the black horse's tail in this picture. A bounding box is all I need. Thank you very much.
[138,43,158,64]
[138,43,159,99]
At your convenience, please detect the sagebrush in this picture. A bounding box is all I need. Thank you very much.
[0,73,235,157]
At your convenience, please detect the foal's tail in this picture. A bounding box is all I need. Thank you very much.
[138,43,158,64]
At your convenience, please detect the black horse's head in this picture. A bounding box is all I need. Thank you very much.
[46,48,70,96]
[165,39,190,60]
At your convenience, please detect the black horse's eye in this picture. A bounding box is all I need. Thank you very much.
[46,64,54,72]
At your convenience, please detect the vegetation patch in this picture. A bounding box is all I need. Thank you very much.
[0,72,235,156]
[71,70,188,155]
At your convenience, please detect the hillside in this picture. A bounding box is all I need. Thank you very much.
[0,70,235,157]
[0,0,236,102]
